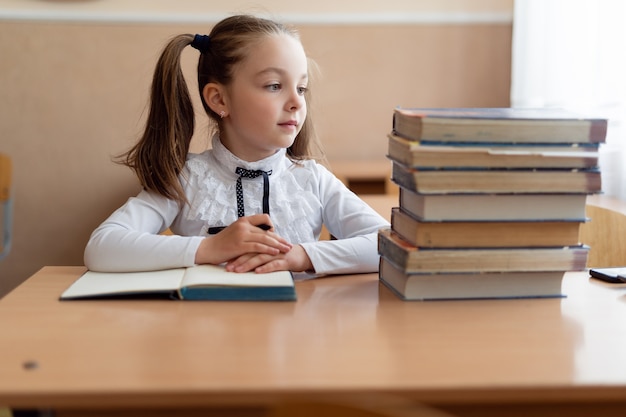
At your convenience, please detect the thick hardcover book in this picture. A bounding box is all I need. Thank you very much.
[60,265,296,301]
[398,188,588,222]
[391,207,582,248]
[392,107,608,144]
[387,134,599,169]
[379,257,565,300]
[391,161,602,194]
[377,228,589,274]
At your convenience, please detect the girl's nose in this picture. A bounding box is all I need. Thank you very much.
[287,89,304,111]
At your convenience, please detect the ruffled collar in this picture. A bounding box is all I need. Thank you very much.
[186,135,321,243]
[211,135,287,177]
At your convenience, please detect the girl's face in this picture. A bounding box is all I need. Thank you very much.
[221,34,308,162]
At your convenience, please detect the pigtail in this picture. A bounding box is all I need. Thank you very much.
[117,34,195,205]
[118,15,327,204]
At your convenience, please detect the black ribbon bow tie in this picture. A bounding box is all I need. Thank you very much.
[235,167,272,217]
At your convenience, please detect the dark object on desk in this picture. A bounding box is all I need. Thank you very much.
[589,267,626,284]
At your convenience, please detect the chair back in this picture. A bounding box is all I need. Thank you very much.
[0,153,12,260]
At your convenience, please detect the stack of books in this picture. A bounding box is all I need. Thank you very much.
[378,107,608,300]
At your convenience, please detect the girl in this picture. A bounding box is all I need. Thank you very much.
[84,14,390,276]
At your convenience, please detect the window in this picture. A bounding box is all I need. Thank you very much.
[512,0,626,199]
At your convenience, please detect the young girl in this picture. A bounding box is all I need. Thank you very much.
[84,14,390,276]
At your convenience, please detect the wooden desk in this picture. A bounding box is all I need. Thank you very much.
[1,267,626,416]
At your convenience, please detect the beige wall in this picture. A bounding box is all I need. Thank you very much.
[0,0,513,16]
[0,9,512,296]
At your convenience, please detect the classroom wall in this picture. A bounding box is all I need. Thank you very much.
[0,1,512,296]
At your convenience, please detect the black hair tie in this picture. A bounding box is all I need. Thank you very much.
[191,34,211,53]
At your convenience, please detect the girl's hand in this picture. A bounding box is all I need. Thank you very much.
[225,244,313,274]
[194,214,292,265]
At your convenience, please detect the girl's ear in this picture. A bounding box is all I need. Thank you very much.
[202,83,228,117]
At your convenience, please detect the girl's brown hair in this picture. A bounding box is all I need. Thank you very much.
[117,15,320,205]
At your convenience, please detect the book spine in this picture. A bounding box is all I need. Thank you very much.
[590,119,608,143]
[391,162,417,191]
[378,231,410,271]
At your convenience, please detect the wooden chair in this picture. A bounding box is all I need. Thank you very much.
[0,153,12,261]
[580,194,626,267]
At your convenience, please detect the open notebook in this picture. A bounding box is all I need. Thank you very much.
[60,264,296,301]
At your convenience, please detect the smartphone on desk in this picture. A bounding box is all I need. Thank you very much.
[589,267,626,283]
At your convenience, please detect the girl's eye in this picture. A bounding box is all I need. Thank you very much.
[297,86,308,95]
[266,83,281,92]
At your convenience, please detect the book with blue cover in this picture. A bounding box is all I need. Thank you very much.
[60,265,296,301]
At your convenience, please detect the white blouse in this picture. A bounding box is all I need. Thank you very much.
[84,136,390,275]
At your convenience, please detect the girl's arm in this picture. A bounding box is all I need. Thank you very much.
[84,190,204,272]
[300,165,390,275]
[221,163,389,276]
